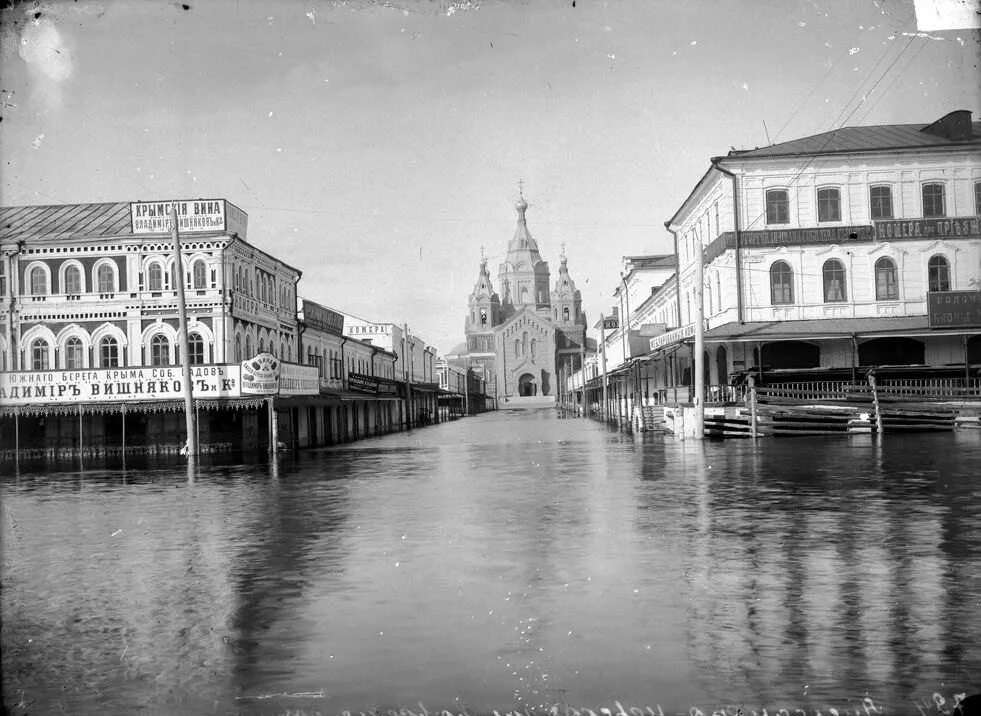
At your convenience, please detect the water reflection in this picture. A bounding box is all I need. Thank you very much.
[1,418,979,715]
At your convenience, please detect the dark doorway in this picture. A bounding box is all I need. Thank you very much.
[968,335,981,364]
[518,373,537,396]
[858,337,925,367]
[761,341,820,370]
[716,345,728,385]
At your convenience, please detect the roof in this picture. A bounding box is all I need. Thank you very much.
[702,316,978,343]
[0,202,132,242]
[720,112,980,161]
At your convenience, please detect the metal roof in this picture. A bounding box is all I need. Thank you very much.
[0,202,133,242]
[702,316,978,342]
[721,121,981,160]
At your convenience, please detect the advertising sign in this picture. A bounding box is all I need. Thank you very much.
[241,353,281,394]
[346,323,391,337]
[0,365,241,406]
[302,300,345,336]
[875,217,980,241]
[602,318,619,330]
[130,199,248,236]
[649,323,696,351]
[927,291,981,328]
[279,362,320,396]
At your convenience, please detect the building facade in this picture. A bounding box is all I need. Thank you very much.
[0,199,458,458]
[0,199,306,453]
[457,195,589,403]
[570,110,981,423]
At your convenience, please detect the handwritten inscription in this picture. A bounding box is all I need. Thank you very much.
[244,692,981,716]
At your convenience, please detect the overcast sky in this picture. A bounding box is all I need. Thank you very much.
[1,0,978,352]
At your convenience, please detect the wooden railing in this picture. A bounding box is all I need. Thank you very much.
[756,377,981,404]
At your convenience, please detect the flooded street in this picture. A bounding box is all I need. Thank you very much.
[2,409,979,715]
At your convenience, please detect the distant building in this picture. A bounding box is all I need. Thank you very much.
[452,195,590,403]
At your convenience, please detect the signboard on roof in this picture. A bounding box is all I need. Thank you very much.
[927,291,981,328]
[302,300,345,336]
[130,199,248,237]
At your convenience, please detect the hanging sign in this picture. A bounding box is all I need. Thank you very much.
[927,290,981,328]
[240,353,281,394]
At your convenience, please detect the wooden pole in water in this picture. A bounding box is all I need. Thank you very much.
[171,204,198,456]
[600,314,608,421]
[693,226,705,440]
[869,371,883,435]
[748,375,758,439]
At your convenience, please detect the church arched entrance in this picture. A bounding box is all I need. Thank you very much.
[518,373,538,396]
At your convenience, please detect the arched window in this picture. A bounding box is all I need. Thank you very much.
[258,337,265,354]
[188,332,205,365]
[514,339,520,359]
[520,286,528,303]
[100,336,120,368]
[148,263,164,291]
[234,334,242,362]
[97,263,115,293]
[64,336,84,369]
[30,266,48,295]
[32,338,50,370]
[822,259,846,302]
[928,255,950,292]
[149,334,170,366]
[480,308,487,325]
[770,261,793,304]
[562,306,570,322]
[65,265,82,294]
[192,260,207,289]
[874,257,898,300]
[765,189,789,225]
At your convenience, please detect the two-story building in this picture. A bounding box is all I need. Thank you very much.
[296,299,400,446]
[0,199,307,454]
[665,109,980,390]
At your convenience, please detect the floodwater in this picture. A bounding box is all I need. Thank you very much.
[2,409,979,716]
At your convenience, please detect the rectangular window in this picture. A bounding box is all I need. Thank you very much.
[817,187,841,222]
[0,262,6,297]
[869,185,893,220]
[975,182,981,215]
[766,189,789,225]
[922,183,946,218]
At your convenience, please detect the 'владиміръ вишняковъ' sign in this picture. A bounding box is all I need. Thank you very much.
[0,365,241,406]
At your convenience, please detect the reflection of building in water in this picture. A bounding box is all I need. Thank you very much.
[446,193,590,404]
[675,445,967,703]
